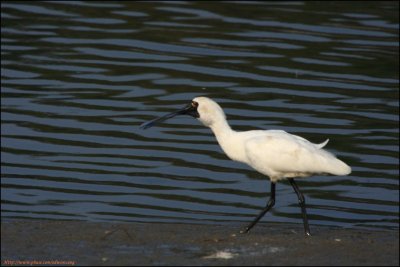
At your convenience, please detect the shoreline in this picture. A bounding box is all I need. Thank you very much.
[1,220,399,266]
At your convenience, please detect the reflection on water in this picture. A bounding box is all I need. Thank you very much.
[1,1,399,229]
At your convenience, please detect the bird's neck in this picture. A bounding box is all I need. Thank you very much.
[210,118,245,163]
[210,117,234,139]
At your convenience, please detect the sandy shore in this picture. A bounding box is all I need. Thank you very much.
[1,220,398,266]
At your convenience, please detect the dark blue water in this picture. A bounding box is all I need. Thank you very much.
[1,1,399,230]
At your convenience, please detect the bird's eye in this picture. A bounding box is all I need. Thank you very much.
[191,101,198,108]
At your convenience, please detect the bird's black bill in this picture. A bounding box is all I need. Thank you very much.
[140,102,199,129]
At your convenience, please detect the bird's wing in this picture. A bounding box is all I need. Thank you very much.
[243,131,337,178]
[291,133,329,149]
[316,139,329,148]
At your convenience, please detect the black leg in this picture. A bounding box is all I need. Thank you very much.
[288,178,311,236]
[242,182,276,234]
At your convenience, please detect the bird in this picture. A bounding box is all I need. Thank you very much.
[141,96,351,236]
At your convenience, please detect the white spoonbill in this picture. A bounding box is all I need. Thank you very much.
[141,97,351,236]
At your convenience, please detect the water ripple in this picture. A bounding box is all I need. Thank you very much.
[1,1,398,230]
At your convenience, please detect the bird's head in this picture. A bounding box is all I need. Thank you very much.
[192,96,226,127]
[140,96,225,129]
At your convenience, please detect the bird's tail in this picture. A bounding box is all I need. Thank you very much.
[328,158,351,176]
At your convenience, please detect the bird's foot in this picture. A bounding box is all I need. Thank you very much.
[239,227,250,234]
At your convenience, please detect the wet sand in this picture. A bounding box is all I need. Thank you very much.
[1,220,398,266]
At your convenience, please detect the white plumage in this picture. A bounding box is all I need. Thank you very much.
[193,96,351,183]
[142,96,352,236]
